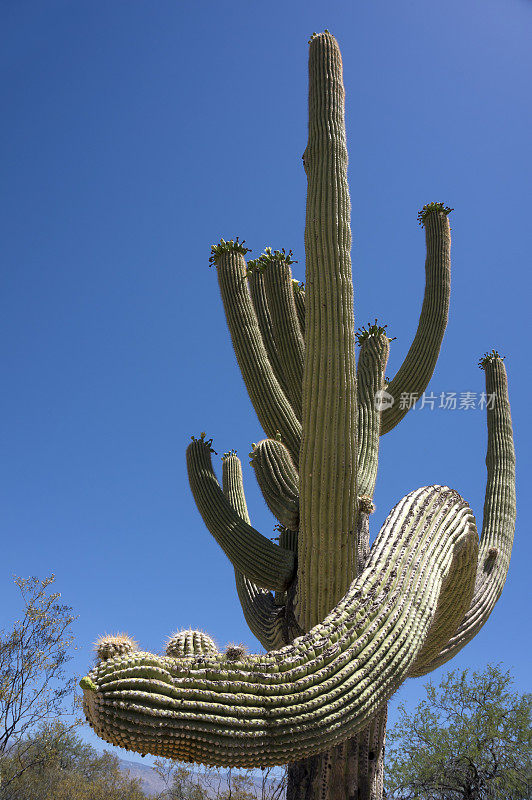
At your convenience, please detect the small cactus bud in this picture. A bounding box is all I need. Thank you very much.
[94,633,138,662]
[224,643,248,661]
[166,629,218,658]
[358,496,375,515]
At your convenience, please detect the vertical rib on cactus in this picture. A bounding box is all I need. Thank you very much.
[381,206,451,434]
[298,31,358,632]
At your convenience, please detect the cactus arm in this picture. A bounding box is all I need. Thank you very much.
[187,437,295,591]
[233,574,287,651]
[221,451,287,652]
[411,354,516,676]
[212,242,302,461]
[297,32,359,632]
[356,325,391,498]
[82,485,478,766]
[380,207,452,435]
[248,269,292,406]
[250,439,299,531]
[292,280,305,336]
[221,450,252,523]
[258,250,305,419]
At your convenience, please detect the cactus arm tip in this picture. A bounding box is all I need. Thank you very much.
[381,203,452,434]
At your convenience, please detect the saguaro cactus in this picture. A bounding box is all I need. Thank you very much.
[81,32,516,800]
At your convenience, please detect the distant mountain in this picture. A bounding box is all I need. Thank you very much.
[118,757,165,795]
[118,757,285,798]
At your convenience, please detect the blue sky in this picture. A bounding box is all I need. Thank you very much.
[2,0,530,766]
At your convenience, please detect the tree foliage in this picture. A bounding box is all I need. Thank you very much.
[384,664,531,800]
[153,759,287,800]
[0,723,146,799]
[0,575,79,791]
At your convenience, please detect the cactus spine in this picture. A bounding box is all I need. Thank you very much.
[81,31,516,800]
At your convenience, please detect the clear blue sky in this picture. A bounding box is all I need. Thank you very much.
[2,0,530,766]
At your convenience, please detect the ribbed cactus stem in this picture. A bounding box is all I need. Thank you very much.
[292,280,306,336]
[356,325,391,498]
[412,353,516,675]
[187,437,295,590]
[213,246,301,460]
[260,251,304,418]
[221,450,251,522]
[298,32,358,632]
[248,268,293,404]
[251,439,300,530]
[221,451,287,651]
[381,207,451,434]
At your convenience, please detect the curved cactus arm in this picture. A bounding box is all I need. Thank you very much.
[187,436,295,591]
[248,269,292,407]
[221,451,288,652]
[356,324,391,498]
[81,485,478,766]
[410,354,515,676]
[234,574,287,651]
[211,240,301,461]
[256,249,304,419]
[380,206,452,435]
[292,280,305,336]
[250,438,299,531]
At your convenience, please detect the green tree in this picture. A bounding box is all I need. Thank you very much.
[0,575,79,792]
[384,664,531,800]
[153,760,287,800]
[0,722,147,799]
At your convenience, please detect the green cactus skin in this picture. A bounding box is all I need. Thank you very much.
[82,30,516,797]
[356,324,391,499]
[250,439,300,531]
[259,250,305,419]
[292,280,306,336]
[248,268,293,409]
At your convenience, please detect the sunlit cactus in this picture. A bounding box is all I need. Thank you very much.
[81,31,516,800]
[165,629,218,658]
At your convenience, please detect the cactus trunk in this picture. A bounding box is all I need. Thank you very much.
[81,28,516,800]
[290,33,381,800]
